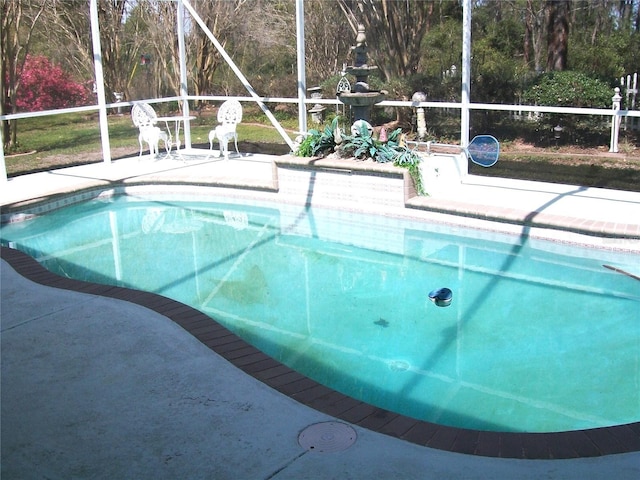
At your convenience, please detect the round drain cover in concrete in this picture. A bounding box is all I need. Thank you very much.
[298,422,357,453]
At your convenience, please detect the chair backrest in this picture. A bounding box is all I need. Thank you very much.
[217,100,242,126]
[131,102,158,129]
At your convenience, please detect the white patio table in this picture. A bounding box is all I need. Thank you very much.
[154,115,196,159]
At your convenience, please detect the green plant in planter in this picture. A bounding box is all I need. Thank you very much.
[393,146,426,196]
[296,118,427,195]
[339,123,395,162]
[295,135,316,157]
[295,116,340,157]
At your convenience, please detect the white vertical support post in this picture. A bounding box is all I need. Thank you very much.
[296,0,307,135]
[177,0,191,148]
[630,73,638,131]
[461,0,472,151]
[90,0,112,164]
[610,87,622,153]
[622,74,629,130]
[0,126,7,183]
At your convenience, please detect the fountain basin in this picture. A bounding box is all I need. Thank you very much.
[338,91,386,107]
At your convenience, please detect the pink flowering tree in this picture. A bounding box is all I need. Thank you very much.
[16,55,92,112]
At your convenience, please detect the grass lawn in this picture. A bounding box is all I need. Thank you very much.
[470,153,640,192]
[4,108,640,192]
[4,108,295,175]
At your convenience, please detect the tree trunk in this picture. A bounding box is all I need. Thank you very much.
[1,0,45,150]
[304,0,352,83]
[337,0,436,80]
[524,2,532,65]
[1,1,10,148]
[546,0,569,71]
[525,0,546,72]
[189,0,247,102]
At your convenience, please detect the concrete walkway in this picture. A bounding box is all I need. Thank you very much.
[2,256,639,479]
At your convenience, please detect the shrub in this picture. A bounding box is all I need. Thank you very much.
[520,71,615,146]
[16,55,92,112]
[522,71,612,108]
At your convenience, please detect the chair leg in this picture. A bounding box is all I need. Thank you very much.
[149,136,159,158]
[221,138,229,159]
[233,134,240,155]
[160,132,170,157]
[139,127,162,159]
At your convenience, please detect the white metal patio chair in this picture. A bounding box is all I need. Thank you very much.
[131,102,169,158]
[208,99,242,158]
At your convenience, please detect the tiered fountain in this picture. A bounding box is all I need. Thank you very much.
[337,24,387,125]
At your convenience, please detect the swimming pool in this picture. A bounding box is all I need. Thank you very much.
[2,194,638,433]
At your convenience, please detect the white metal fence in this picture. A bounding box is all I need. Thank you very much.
[506,80,637,152]
[620,72,639,131]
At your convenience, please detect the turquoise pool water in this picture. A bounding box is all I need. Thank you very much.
[2,195,639,433]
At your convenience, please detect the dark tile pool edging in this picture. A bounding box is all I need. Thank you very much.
[3,246,639,460]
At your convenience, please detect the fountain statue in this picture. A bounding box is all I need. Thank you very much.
[337,24,387,128]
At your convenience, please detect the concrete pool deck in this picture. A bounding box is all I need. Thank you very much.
[2,152,640,478]
[1,152,639,246]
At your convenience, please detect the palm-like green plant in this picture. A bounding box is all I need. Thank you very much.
[295,117,341,157]
[340,124,420,164]
[339,123,385,161]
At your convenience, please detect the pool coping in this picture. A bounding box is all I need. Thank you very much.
[3,245,639,460]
